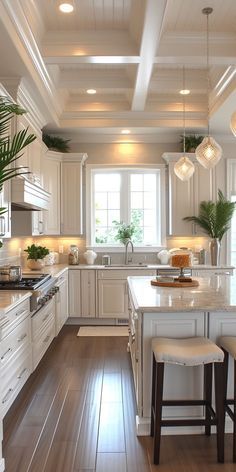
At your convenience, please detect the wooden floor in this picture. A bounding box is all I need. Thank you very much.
[2,325,236,472]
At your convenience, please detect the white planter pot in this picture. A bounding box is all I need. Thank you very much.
[27,259,45,270]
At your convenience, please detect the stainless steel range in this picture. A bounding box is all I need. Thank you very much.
[0,273,58,313]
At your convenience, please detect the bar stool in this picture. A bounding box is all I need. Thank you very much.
[150,336,225,465]
[219,336,236,462]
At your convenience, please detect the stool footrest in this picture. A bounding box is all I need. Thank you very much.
[161,418,217,427]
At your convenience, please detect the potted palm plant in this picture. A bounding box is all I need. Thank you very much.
[183,190,236,265]
[0,96,36,246]
[24,244,50,270]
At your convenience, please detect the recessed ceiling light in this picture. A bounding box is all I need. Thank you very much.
[59,3,74,13]
[179,89,190,95]
[121,129,130,134]
[86,89,97,94]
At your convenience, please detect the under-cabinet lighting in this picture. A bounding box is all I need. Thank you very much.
[59,2,74,13]
[86,89,97,95]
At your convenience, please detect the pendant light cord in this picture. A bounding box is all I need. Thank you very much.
[183,66,186,154]
[202,7,213,136]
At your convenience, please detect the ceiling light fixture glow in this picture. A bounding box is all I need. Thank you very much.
[59,2,74,13]
[174,67,195,181]
[180,89,190,95]
[121,129,130,134]
[86,89,97,94]
[195,8,222,169]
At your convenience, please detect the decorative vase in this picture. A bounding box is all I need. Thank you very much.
[209,238,221,266]
[27,259,45,270]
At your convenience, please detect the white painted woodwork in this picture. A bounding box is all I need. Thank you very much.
[81,270,96,318]
[68,270,81,317]
[163,153,216,236]
[61,153,87,235]
[11,210,44,237]
[55,271,69,335]
[42,150,61,235]
[0,181,11,238]
[31,298,55,369]
[98,269,156,319]
[192,268,234,277]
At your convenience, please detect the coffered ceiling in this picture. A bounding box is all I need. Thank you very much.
[1,0,236,142]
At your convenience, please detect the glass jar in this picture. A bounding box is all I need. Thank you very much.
[68,245,79,265]
[170,248,193,278]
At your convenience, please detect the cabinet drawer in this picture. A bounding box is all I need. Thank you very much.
[0,299,30,340]
[0,316,30,367]
[32,318,55,370]
[98,269,156,280]
[1,345,31,416]
[31,299,55,340]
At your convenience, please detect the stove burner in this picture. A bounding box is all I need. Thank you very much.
[0,273,51,290]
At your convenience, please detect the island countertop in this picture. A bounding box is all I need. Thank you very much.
[127,275,236,313]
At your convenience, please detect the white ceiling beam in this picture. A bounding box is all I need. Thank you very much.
[131,0,168,111]
[44,56,140,65]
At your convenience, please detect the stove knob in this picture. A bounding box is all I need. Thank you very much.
[38,297,45,306]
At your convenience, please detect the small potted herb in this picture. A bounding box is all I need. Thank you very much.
[113,220,136,244]
[24,244,49,270]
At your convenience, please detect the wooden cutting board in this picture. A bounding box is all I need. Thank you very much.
[151,279,199,288]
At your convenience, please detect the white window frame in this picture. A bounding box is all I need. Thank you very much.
[86,164,166,252]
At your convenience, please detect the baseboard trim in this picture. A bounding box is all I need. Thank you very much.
[136,415,233,436]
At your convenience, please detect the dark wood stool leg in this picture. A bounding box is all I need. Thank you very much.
[214,362,225,463]
[151,354,156,437]
[153,362,164,465]
[204,363,212,436]
[233,359,236,463]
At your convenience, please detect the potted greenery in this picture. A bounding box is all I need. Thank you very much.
[180,134,204,152]
[0,96,36,246]
[24,244,50,270]
[113,220,136,244]
[183,190,236,265]
[42,134,70,152]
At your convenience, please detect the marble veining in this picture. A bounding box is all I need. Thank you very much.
[127,275,236,313]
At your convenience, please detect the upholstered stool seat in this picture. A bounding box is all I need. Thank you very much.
[151,336,225,465]
[219,336,236,462]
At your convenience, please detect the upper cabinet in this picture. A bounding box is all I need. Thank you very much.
[162,153,219,237]
[61,153,87,235]
[17,114,42,183]
[42,149,62,235]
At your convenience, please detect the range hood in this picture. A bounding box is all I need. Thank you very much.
[11,177,51,210]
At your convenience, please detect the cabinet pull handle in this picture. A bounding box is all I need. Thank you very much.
[39,220,44,234]
[17,368,27,380]
[43,335,50,343]
[42,314,50,322]
[2,388,13,404]
[1,347,12,360]
[0,317,10,328]
[214,271,230,275]
[15,309,27,317]
[17,333,27,343]
[0,216,6,237]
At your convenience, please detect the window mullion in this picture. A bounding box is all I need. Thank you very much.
[120,171,129,223]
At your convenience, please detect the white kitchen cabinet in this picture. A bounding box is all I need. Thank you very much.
[68,269,81,317]
[55,270,68,334]
[17,115,42,182]
[31,298,55,369]
[162,153,216,236]
[81,270,96,318]
[0,297,31,417]
[11,209,44,236]
[42,150,61,235]
[192,267,234,277]
[98,269,156,319]
[61,153,87,235]
[0,181,11,238]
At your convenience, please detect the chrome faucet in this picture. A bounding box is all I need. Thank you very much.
[125,239,134,265]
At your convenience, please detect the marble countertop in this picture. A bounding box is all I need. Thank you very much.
[34,263,234,273]
[0,291,31,314]
[127,275,236,313]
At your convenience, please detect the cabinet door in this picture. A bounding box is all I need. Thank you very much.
[42,153,61,235]
[68,270,81,317]
[168,162,195,236]
[98,279,128,319]
[0,181,11,238]
[81,270,96,317]
[55,272,68,334]
[61,162,83,235]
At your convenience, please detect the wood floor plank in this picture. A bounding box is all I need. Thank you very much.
[97,402,125,453]
[43,441,77,472]
[52,389,85,442]
[101,372,123,403]
[96,453,127,472]
[74,402,101,470]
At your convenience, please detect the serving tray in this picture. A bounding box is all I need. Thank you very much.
[151,279,199,288]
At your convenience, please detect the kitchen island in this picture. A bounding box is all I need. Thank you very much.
[127,275,236,436]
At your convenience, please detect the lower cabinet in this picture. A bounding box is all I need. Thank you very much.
[97,269,156,319]
[69,269,96,318]
[31,298,55,370]
[0,298,31,417]
[55,271,68,334]
[69,270,81,317]
[192,267,234,277]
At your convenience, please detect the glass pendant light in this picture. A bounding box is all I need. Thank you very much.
[195,7,222,169]
[174,67,195,181]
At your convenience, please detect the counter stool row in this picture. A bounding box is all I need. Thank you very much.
[151,335,236,465]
